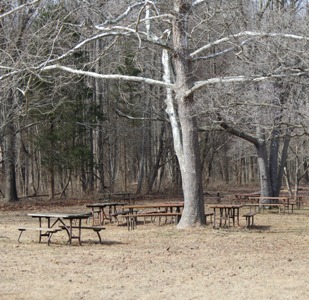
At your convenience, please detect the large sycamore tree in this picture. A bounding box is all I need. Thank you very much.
[2,0,309,227]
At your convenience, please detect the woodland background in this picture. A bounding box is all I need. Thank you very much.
[1,0,309,203]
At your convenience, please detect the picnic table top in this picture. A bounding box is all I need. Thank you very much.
[28,212,91,219]
[248,196,290,199]
[86,202,126,208]
[208,204,243,208]
[124,202,184,209]
[235,193,260,197]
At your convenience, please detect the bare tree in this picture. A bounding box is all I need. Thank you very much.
[0,0,40,201]
[2,0,309,226]
[194,0,309,198]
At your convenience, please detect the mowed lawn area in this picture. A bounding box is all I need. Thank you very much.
[0,201,309,300]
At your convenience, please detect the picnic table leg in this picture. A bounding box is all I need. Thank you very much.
[99,208,103,225]
[222,208,227,227]
[219,208,223,227]
[91,208,95,226]
[213,208,217,228]
[230,208,232,227]
[38,217,53,243]
[227,208,230,227]
[126,216,130,230]
[111,206,116,223]
[175,207,180,224]
[68,219,73,244]
[102,207,110,224]
[126,209,132,230]
[47,231,54,246]
[175,214,180,224]
[125,210,135,230]
[38,217,42,243]
[77,219,82,245]
[130,216,135,230]
[46,217,53,243]
[108,206,113,222]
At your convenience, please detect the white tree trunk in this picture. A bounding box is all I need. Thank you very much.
[171,0,205,227]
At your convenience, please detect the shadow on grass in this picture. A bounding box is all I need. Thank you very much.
[246,225,271,231]
[81,239,127,246]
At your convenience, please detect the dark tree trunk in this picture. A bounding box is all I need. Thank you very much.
[147,124,165,193]
[4,121,18,202]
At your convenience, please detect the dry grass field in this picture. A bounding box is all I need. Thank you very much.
[0,196,309,300]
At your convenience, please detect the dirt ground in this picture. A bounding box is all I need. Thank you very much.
[0,196,309,300]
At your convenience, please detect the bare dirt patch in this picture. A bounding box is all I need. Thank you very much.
[0,200,309,300]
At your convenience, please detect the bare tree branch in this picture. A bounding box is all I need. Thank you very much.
[0,0,42,20]
[41,64,171,89]
[186,71,309,97]
[95,1,145,28]
[190,31,309,59]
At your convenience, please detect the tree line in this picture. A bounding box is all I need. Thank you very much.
[1,0,309,228]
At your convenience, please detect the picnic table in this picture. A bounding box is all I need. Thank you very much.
[248,196,295,213]
[18,212,104,245]
[99,192,135,204]
[234,193,260,204]
[86,202,126,225]
[294,196,304,209]
[123,202,184,230]
[208,204,242,228]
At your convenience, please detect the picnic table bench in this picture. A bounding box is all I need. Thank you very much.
[122,211,214,230]
[248,196,295,213]
[18,227,62,246]
[21,212,97,245]
[122,212,182,230]
[243,203,286,214]
[253,203,285,214]
[123,203,184,230]
[205,212,214,225]
[110,209,138,225]
[60,225,105,244]
[242,212,256,227]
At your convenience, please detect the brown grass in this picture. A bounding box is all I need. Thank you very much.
[0,199,309,300]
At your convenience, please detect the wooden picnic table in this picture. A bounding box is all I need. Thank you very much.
[86,202,126,225]
[99,192,135,203]
[208,204,242,228]
[24,212,93,245]
[234,193,260,203]
[248,196,295,213]
[123,202,184,230]
[124,202,184,214]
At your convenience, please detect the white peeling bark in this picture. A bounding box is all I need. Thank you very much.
[162,49,184,167]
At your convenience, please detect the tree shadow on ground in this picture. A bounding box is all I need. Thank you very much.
[82,239,127,246]
[246,225,271,231]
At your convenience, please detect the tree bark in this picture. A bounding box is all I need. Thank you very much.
[219,118,274,198]
[4,117,18,202]
[255,142,272,199]
[172,1,205,228]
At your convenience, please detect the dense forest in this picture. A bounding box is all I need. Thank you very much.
[1,0,309,227]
